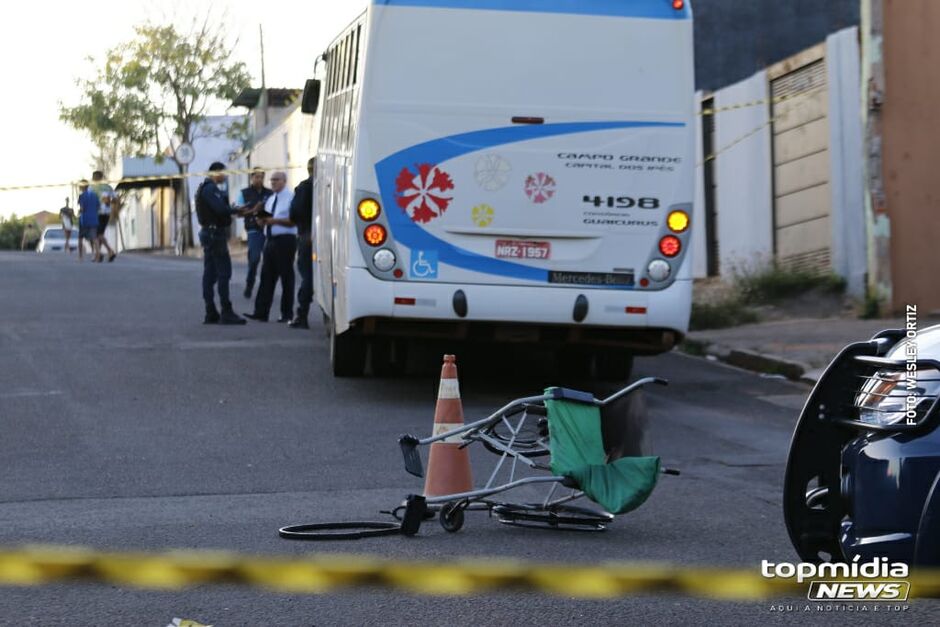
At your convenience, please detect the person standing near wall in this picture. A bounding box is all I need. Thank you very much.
[235,168,272,299]
[288,158,316,329]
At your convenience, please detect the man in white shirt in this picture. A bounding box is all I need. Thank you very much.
[245,171,298,322]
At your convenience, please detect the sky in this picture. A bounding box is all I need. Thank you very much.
[0,0,364,219]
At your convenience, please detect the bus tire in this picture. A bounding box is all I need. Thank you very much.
[557,348,593,384]
[331,327,367,377]
[595,350,634,382]
[370,338,404,377]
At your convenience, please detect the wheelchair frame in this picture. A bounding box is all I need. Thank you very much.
[399,377,669,532]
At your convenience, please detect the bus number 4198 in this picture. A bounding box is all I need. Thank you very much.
[583,196,660,209]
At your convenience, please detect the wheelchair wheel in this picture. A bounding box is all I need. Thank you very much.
[481,416,550,458]
[278,521,402,540]
[439,502,465,533]
[492,503,612,532]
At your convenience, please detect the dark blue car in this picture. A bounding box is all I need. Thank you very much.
[784,325,940,565]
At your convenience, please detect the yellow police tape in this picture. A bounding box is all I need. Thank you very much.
[2,545,940,600]
[699,85,825,118]
[0,164,310,194]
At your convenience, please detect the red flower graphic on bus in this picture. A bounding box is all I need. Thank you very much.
[524,172,556,204]
[395,163,455,224]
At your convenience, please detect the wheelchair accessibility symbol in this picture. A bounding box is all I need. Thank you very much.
[410,250,439,279]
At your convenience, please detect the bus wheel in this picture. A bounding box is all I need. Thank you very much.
[557,348,593,384]
[595,350,634,382]
[370,338,404,377]
[331,327,367,377]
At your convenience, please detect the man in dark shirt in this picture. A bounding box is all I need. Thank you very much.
[288,157,316,329]
[196,162,249,325]
[235,168,273,299]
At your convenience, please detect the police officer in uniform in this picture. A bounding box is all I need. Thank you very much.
[196,162,248,325]
[235,168,273,299]
[288,157,316,329]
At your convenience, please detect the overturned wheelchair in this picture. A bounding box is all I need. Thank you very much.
[397,376,680,534]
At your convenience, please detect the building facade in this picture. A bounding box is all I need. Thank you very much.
[875,1,940,314]
[692,27,867,299]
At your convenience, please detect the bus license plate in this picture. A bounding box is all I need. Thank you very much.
[495,239,551,260]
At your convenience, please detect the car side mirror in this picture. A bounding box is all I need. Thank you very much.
[301,79,321,115]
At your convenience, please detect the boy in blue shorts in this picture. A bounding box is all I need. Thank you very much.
[77,180,101,262]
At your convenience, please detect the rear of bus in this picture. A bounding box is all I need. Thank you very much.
[342,0,695,367]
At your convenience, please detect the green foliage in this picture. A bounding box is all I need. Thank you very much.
[861,292,883,319]
[59,16,252,171]
[735,263,846,304]
[0,215,38,250]
[690,263,850,331]
[679,338,711,357]
[690,298,760,331]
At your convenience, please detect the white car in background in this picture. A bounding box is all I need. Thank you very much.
[36,226,78,253]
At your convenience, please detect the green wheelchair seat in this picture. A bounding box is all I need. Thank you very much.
[545,388,660,515]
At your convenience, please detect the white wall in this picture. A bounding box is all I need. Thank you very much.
[827,27,867,298]
[714,71,774,276]
[226,105,320,240]
[692,90,707,279]
[248,104,319,189]
[187,116,246,242]
[116,188,157,251]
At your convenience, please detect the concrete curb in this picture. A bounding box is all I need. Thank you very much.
[680,341,820,385]
[725,349,808,381]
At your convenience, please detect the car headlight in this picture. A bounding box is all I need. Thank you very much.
[855,371,909,425]
[854,370,940,426]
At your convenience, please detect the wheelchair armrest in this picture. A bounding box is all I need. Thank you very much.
[548,387,597,404]
[399,435,424,478]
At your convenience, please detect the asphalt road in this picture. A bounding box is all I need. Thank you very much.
[0,251,935,626]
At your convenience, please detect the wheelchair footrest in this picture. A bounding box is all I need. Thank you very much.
[399,434,424,478]
[401,494,427,536]
[492,503,613,532]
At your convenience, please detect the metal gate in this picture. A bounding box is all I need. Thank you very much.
[769,46,831,273]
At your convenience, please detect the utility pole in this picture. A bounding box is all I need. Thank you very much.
[259,24,269,127]
[861,0,892,313]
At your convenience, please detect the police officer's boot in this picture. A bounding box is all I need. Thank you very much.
[204,302,221,324]
[288,308,309,329]
[219,301,247,325]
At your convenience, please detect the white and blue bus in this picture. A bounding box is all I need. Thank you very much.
[304,0,696,377]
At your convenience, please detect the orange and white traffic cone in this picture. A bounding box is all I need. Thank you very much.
[424,354,474,497]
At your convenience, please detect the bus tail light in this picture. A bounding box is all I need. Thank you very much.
[372,248,396,271]
[647,259,672,282]
[672,0,685,9]
[358,198,381,221]
[667,210,690,233]
[659,236,681,258]
[364,224,387,246]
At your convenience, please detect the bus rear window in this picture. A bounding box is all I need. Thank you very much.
[370,10,692,115]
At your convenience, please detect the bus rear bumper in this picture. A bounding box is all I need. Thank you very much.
[343,268,691,354]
